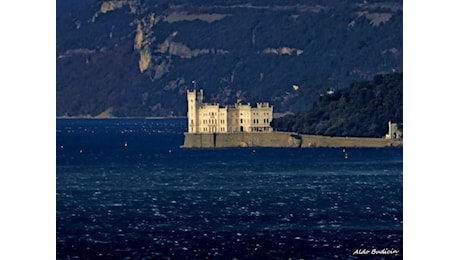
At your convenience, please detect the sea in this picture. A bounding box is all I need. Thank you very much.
[56,118,403,259]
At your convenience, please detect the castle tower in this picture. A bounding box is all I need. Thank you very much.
[388,121,393,139]
[186,89,203,133]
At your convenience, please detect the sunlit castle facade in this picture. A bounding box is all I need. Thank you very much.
[187,89,273,133]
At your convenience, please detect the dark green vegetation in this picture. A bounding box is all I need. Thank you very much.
[57,0,402,117]
[271,73,402,137]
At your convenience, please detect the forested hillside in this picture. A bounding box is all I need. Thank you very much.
[271,73,402,137]
[57,0,402,117]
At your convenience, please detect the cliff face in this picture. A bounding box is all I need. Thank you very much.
[57,0,402,117]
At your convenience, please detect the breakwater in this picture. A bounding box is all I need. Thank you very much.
[181,132,402,148]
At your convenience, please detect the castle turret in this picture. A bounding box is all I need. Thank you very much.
[186,89,203,133]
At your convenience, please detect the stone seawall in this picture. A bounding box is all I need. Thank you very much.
[181,132,402,148]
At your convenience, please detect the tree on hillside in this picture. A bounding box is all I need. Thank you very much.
[271,73,402,137]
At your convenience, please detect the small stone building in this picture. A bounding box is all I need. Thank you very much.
[385,121,403,139]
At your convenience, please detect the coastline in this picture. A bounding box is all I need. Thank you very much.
[56,118,402,148]
[56,116,187,120]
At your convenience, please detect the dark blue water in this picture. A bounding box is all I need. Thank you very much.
[56,119,403,259]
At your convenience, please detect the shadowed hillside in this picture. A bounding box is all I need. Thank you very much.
[271,73,402,137]
[57,0,402,117]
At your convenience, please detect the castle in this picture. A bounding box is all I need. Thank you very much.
[186,89,273,133]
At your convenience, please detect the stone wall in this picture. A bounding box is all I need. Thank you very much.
[300,134,402,148]
[181,132,402,148]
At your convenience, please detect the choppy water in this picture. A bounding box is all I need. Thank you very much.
[56,119,403,259]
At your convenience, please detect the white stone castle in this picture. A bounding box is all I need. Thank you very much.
[187,89,273,133]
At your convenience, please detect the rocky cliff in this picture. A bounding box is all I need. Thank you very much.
[57,0,402,117]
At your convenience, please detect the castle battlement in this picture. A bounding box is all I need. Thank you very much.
[256,102,270,108]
